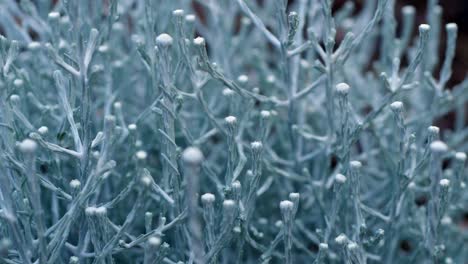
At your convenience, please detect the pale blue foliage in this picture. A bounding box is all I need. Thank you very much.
[0,0,466,263]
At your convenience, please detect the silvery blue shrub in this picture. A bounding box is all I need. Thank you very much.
[0,0,466,263]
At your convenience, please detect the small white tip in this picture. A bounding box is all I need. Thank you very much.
[136,150,148,160]
[439,178,450,187]
[69,179,81,189]
[201,193,215,204]
[455,152,466,161]
[390,101,403,111]
[155,33,173,47]
[18,139,37,153]
[193,37,205,46]
[38,126,49,135]
[336,83,350,95]
[181,147,204,164]
[430,141,448,153]
[279,200,294,211]
[335,173,347,183]
[225,116,237,124]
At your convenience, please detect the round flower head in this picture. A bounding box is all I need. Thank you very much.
[48,12,60,20]
[279,200,294,212]
[251,141,263,151]
[13,79,24,87]
[319,243,328,250]
[155,33,173,47]
[260,110,271,119]
[336,83,350,95]
[237,74,249,84]
[85,206,97,216]
[113,101,122,110]
[225,116,237,125]
[148,236,162,247]
[390,101,403,112]
[428,126,440,135]
[402,5,415,16]
[419,24,431,33]
[193,37,205,46]
[172,9,184,17]
[128,124,137,131]
[222,88,235,97]
[223,199,236,211]
[69,179,81,189]
[350,160,362,169]
[38,126,49,135]
[18,139,37,153]
[141,175,152,187]
[95,206,107,216]
[455,152,466,162]
[185,14,196,23]
[181,147,204,165]
[430,141,448,153]
[335,234,348,244]
[439,179,450,187]
[335,173,347,183]
[347,242,358,250]
[201,193,215,204]
[28,41,41,50]
[135,150,148,160]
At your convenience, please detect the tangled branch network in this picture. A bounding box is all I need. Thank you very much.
[0,0,466,263]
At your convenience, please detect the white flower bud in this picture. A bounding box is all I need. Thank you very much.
[98,45,109,53]
[48,12,60,20]
[225,116,237,125]
[279,200,294,212]
[18,139,37,153]
[428,126,440,134]
[136,150,148,160]
[390,101,403,112]
[223,199,236,210]
[10,94,20,103]
[336,83,350,95]
[237,75,249,84]
[419,24,431,33]
[335,173,347,183]
[155,33,173,47]
[439,178,450,187]
[222,88,235,97]
[250,141,263,151]
[172,9,185,17]
[95,207,107,216]
[69,179,81,189]
[38,126,49,135]
[402,6,415,16]
[335,234,348,244]
[266,75,276,83]
[289,193,300,201]
[141,176,152,187]
[148,236,161,247]
[113,101,122,109]
[128,124,137,131]
[13,79,24,87]
[185,14,196,23]
[85,207,97,216]
[455,152,466,162]
[430,141,448,153]
[446,23,458,32]
[181,147,204,165]
[347,242,358,250]
[350,160,362,169]
[260,110,271,119]
[193,37,205,46]
[201,193,215,204]
[28,41,41,50]
[319,243,328,250]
